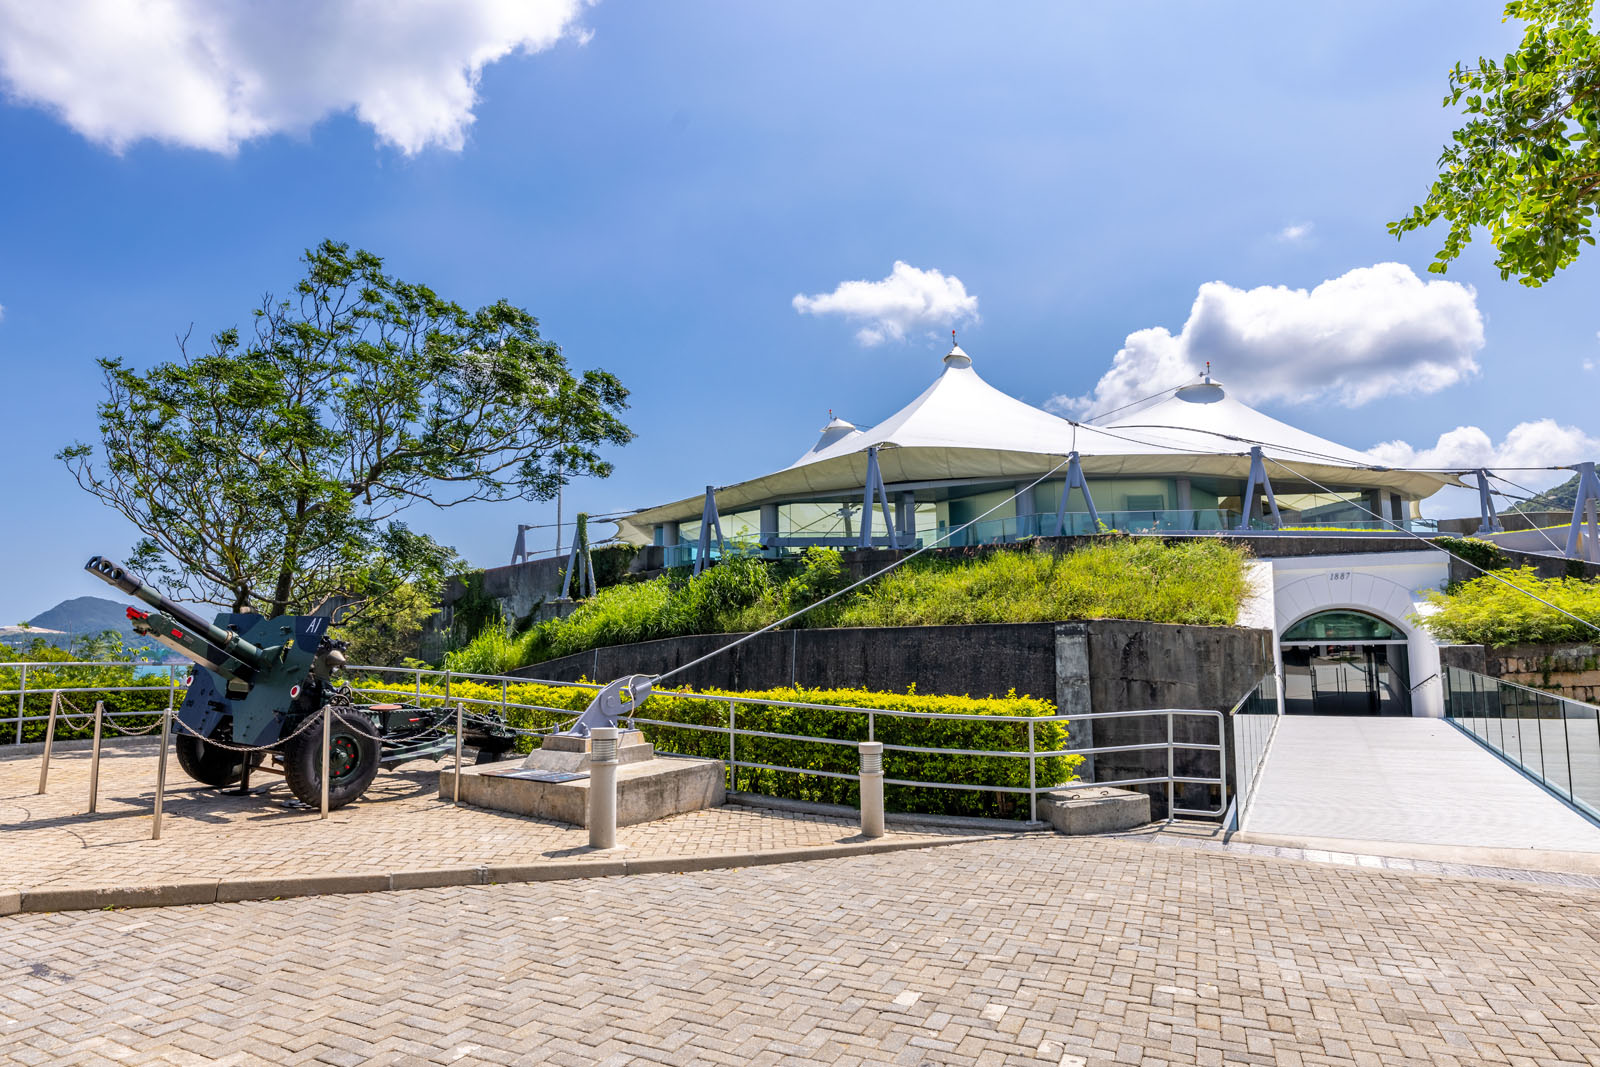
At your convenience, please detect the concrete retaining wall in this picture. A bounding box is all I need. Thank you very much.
[516,619,1274,818]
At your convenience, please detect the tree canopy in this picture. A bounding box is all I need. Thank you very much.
[1390,0,1600,286]
[61,240,632,620]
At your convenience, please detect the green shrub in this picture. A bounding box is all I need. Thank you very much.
[443,538,1251,674]
[352,676,1076,819]
[1,636,170,743]
[1433,535,1511,573]
[1418,566,1600,645]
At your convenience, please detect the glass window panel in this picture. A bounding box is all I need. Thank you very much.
[1282,611,1403,643]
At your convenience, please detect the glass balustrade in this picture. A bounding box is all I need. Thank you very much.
[1443,665,1600,822]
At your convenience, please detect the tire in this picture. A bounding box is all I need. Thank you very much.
[175,727,262,787]
[282,708,382,810]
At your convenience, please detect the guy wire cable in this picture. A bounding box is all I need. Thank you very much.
[1487,470,1582,556]
[652,451,1080,685]
[1262,454,1600,638]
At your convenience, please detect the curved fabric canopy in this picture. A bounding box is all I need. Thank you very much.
[614,347,1459,543]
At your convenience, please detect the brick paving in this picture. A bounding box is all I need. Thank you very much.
[3,834,1600,1066]
[0,741,978,895]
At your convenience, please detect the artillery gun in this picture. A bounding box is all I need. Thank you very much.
[84,555,515,809]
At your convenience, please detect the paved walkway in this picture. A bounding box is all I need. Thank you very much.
[4,834,1600,1066]
[1244,716,1600,851]
[0,740,986,906]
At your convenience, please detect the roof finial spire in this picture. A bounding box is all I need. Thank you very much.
[1204,360,1211,383]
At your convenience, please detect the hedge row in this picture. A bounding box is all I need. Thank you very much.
[0,663,172,744]
[352,676,1079,819]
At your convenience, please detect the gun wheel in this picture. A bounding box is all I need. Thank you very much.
[175,724,263,787]
[282,707,381,810]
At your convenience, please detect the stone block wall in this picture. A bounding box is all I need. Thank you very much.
[1439,642,1600,705]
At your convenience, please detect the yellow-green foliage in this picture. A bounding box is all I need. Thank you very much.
[838,539,1248,628]
[1419,566,1600,646]
[0,639,170,742]
[353,676,1076,818]
[446,539,1251,675]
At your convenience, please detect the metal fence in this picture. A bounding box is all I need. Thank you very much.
[1442,665,1600,823]
[4,660,1257,825]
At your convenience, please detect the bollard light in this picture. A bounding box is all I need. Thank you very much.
[858,740,884,839]
[588,726,619,850]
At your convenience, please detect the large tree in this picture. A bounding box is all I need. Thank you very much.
[61,240,632,619]
[1389,0,1600,286]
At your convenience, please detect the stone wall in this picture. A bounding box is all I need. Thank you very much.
[418,547,663,662]
[1438,642,1600,705]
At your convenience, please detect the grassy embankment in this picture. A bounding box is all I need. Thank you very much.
[446,537,1252,676]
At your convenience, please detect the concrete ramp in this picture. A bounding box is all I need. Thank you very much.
[1243,717,1600,852]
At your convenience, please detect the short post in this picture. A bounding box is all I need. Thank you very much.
[37,690,61,794]
[453,703,465,805]
[152,697,172,841]
[588,725,619,850]
[858,740,884,839]
[319,700,332,820]
[87,700,105,814]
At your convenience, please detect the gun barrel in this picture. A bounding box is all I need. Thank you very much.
[83,555,266,671]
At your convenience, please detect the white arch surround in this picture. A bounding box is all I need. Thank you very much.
[1269,556,1445,718]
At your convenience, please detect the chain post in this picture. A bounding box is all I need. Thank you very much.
[727,700,736,793]
[444,671,452,711]
[1028,719,1037,822]
[152,697,172,841]
[37,690,61,794]
[87,700,104,814]
[14,662,25,745]
[453,703,464,805]
[414,667,422,707]
[320,700,332,819]
[500,680,507,720]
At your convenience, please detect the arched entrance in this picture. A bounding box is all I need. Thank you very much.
[1280,609,1412,716]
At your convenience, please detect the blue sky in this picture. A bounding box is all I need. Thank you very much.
[1,1,1597,623]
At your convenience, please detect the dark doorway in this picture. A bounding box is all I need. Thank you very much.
[1280,610,1412,716]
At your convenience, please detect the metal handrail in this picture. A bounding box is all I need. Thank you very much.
[3,659,1246,822]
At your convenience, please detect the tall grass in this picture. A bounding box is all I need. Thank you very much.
[446,538,1253,674]
[836,538,1249,628]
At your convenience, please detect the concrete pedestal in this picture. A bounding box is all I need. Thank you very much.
[1038,787,1150,835]
[440,730,725,828]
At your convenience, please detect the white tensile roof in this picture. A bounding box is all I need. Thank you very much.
[614,344,1455,542]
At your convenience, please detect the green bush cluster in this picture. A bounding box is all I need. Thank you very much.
[447,538,1250,675]
[353,676,1077,819]
[1418,566,1600,645]
[1433,535,1511,572]
[1,636,171,743]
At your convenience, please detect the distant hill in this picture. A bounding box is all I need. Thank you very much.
[2,595,159,655]
[27,595,137,635]
[1510,473,1579,514]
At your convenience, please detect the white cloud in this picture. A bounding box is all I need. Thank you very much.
[793,261,979,347]
[0,0,589,155]
[1052,262,1484,417]
[1277,222,1313,242]
[1585,358,1596,373]
[1368,420,1600,487]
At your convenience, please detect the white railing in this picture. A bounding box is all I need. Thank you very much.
[3,660,1247,823]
